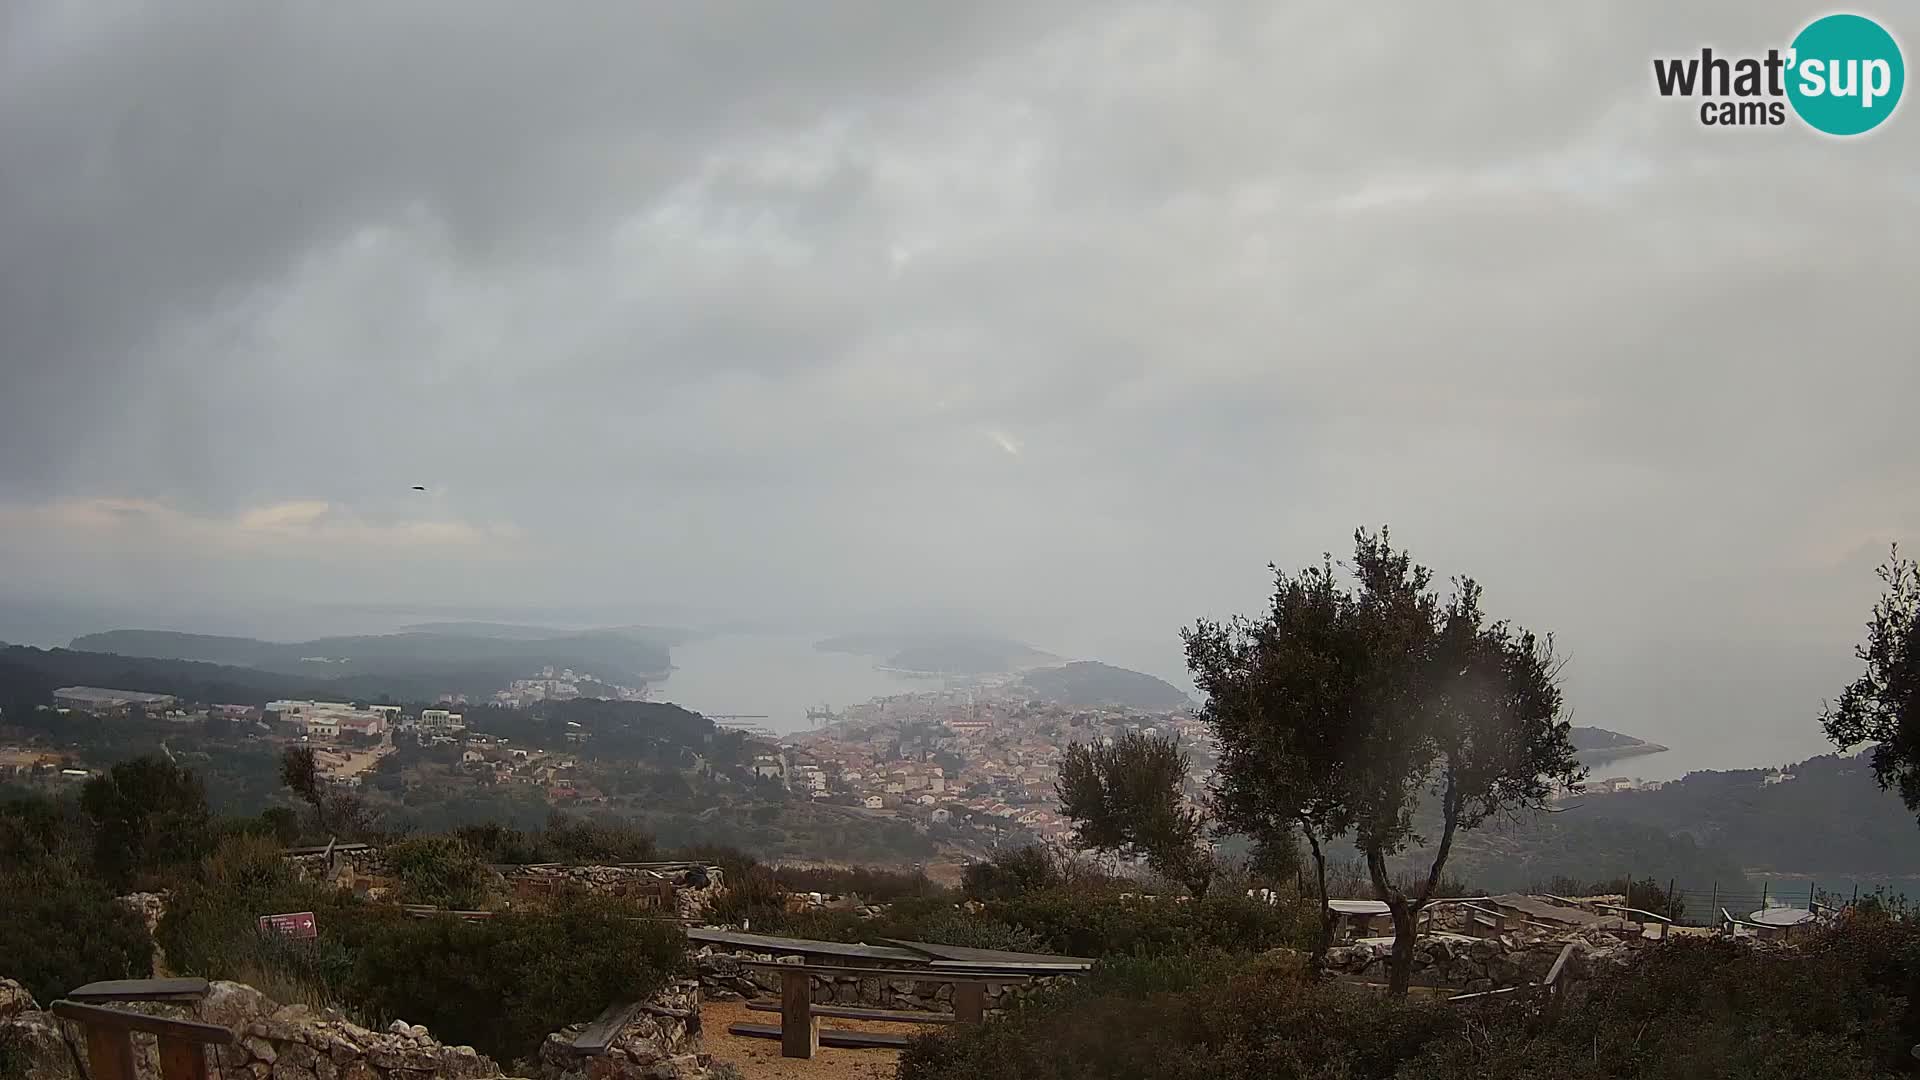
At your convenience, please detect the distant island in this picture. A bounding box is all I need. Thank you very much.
[814,632,1059,676]
[1017,661,1192,710]
[1568,726,1669,764]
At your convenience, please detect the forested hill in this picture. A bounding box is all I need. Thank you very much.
[1390,749,1920,891]
[1576,752,1920,879]
[65,627,671,693]
[1018,661,1192,709]
[2,643,499,707]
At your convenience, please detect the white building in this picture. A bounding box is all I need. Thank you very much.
[863,795,885,810]
[418,709,466,734]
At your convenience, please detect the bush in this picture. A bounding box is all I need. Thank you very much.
[0,859,153,1005]
[902,911,1920,1080]
[773,864,946,902]
[900,952,1455,1080]
[452,812,658,865]
[157,834,354,986]
[160,839,688,1064]
[343,897,686,1062]
[984,888,1308,958]
[80,756,215,888]
[962,846,1063,900]
[383,834,493,909]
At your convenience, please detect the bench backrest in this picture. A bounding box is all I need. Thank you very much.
[50,1000,234,1080]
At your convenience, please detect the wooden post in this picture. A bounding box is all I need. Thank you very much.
[83,1025,139,1080]
[1760,881,1768,910]
[780,971,818,1059]
[156,1035,209,1080]
[1666,879,1676,920]
[953,980,987,1025]
[1710,882,1718,923]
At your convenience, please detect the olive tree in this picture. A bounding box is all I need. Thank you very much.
[1057,730,1214,897]
[1821,545,1920,815]
[1186,554,1357,967]
[1190,529,1582,995]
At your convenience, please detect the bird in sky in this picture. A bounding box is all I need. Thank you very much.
[411,485,428,492]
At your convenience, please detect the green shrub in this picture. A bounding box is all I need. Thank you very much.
[384,834,493,909]
[156,834,356,985]
[773,864,947,902]
[900,952,1454,1080]
[984,888,1307,957]
[0,859,153,1005]
[343,897,686,1062]
[79,756,215,889]
[902,912,1920,1080]
[961,846,1063,900]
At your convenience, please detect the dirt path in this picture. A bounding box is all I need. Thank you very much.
[700,999,941,1080]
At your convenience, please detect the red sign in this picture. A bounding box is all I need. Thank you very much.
[258,911,317,939]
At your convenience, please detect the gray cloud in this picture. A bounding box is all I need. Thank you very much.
[3,0,1917,766]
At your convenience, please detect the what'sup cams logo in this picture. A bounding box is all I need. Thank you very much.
[1654,13,1904,134]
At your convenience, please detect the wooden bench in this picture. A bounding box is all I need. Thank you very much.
[1593,903,1673,941]
[730,962,1033,1059]
[49,1000,234,1080]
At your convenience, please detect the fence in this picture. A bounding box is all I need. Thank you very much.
[1619,880,1865,928]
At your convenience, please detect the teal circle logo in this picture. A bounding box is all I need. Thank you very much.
[1787,14,1904,135]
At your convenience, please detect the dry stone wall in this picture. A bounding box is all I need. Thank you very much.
[0,976,719,1080]
[1322,926,1641,994]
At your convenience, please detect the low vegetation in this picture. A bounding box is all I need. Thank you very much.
[901,912,1920,1080]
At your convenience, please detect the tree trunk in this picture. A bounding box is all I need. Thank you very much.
[1302,826,1334,970]
[1364,845,1417,997]
[1385,903,1416,997]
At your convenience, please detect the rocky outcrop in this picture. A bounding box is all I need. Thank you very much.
[117,892,169,936]
[0,979,84,1080]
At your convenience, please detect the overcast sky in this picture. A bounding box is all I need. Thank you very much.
[2,1,1916,767]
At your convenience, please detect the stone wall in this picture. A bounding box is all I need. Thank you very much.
[0,976,718,1080]
[693,949,1064,1013]
[1323,927,1640,994]
[282,846,724,919]
[504,864,724,920]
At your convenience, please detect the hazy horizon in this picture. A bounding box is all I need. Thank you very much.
[4,2,1915,781]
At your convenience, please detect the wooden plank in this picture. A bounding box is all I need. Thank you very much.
[686,928,928,964]
[747,1002,957,1025]
[952,981,985,1025]
[569,1000,644,1055]
[879,940,1095,968]
[780,969,818,1059]
[49,1002,236,1045]
[729,1024,913,1050]
[68,978,210,1003]
[737,961,1033,981]
[83,1025,138,1080]
[156,1035,210,1080]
